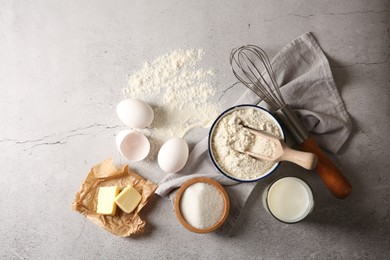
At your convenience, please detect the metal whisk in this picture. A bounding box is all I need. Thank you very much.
[230,45,284,111]
[230,45,309,144]
[230,45,352,199]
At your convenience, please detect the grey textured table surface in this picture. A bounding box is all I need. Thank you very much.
[1,1,389,259]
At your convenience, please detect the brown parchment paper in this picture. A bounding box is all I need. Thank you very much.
[71,158,158,237]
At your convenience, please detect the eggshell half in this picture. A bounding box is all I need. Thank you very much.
[158,137,189,173]
[116,130,150,161]
[116,99,154,128]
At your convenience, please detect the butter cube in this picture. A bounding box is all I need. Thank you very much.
[114,185,142,213]
[96,186,120,215]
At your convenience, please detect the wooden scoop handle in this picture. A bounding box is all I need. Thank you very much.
[301,136,352,199]
[280,145,318,170]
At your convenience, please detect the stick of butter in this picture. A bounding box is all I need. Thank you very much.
[114,185,142,214]
[96,186,120,215]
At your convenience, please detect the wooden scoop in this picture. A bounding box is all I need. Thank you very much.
[243,126,318,170]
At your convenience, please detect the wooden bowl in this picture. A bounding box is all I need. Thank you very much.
[174,177,230,234]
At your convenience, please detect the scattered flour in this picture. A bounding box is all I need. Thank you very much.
[123,49,220,146]
[211,107,282,180]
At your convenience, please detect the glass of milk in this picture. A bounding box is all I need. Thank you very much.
[263,177,314,223]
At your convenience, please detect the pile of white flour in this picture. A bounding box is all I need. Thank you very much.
[211,108,282,180]
[123,49,220,147]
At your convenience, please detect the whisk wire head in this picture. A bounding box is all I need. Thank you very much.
[230,45,286,111]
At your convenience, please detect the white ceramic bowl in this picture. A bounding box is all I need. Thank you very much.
[208,104,285,182]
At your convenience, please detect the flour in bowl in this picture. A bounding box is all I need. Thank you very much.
[211,107,282,180]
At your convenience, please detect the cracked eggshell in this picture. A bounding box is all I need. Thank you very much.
[158,137,189,173]
[116,129,150,161]
[116,98,154,128]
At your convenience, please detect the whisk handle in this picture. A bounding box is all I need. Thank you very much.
[301,136,352,199]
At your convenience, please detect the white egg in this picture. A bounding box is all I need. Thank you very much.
[158,137,189,173]
[116,98,154,128]
[116,130,150,161]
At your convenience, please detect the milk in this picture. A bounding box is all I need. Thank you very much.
[265,177,314,223]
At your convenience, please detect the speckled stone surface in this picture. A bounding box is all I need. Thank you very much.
[1,0,389,259]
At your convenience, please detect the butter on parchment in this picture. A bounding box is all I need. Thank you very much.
[97,186,120,215]
[71,158,158,237]
[114,185,142,213]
